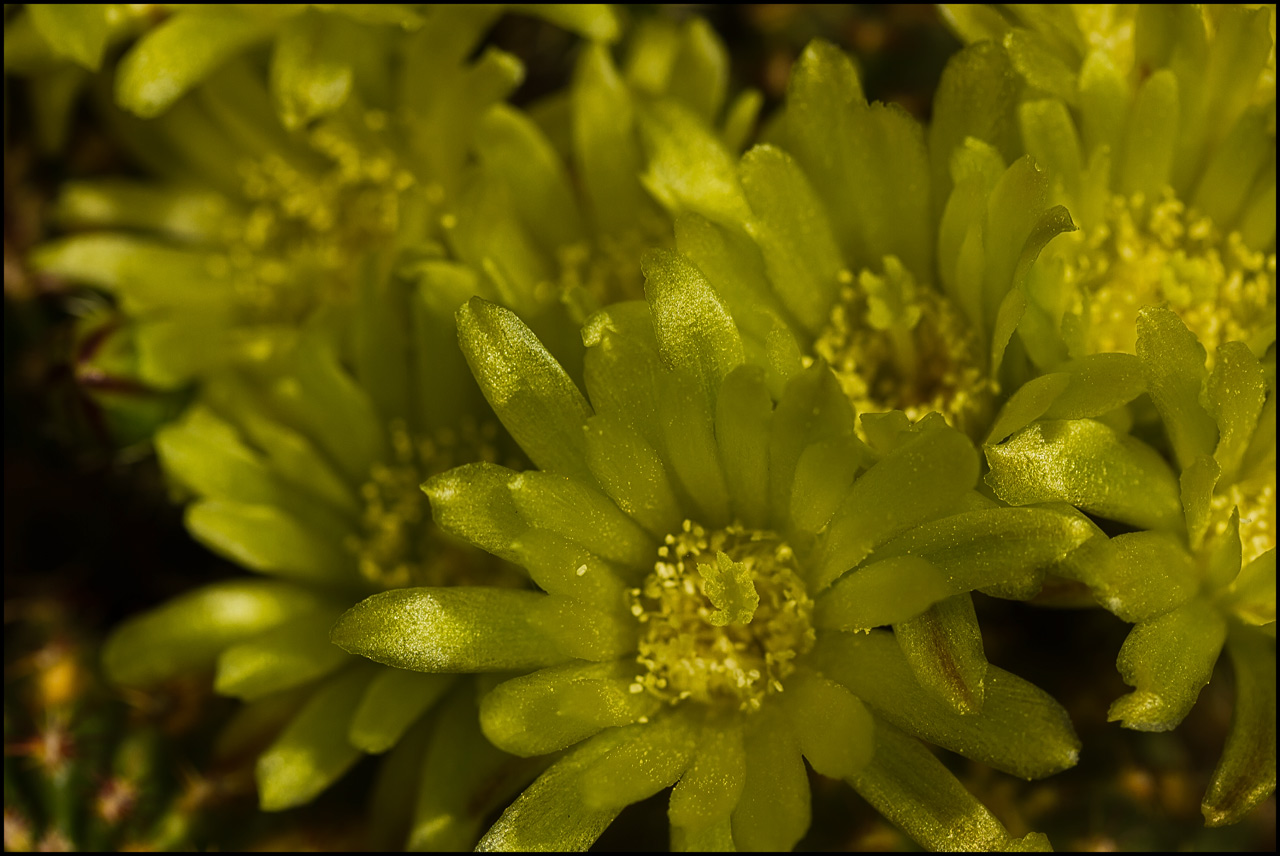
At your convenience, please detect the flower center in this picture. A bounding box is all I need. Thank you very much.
[348,417,508,589]
[555,211,671,324]
[629,521,815,713]
[222,113,415,327]
[1059,190,1275,358]
[812,257,995,437]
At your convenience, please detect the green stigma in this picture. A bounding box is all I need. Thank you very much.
[629,521,815,713]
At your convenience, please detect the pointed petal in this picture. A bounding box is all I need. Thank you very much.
[330,588,571,673]
[477,730,627,852]
[580,713,698,810]
[869,506,1096,600]
[583,414,683,539]
[409,682,545,851]
[781,669,875,779]
[1136,306,1218,471]
[509,471,655,569]
[669,718,746,833]
[457,298,595,483]
[815,425,978,591]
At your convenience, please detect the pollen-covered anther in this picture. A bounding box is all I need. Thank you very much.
[630,521,815,712]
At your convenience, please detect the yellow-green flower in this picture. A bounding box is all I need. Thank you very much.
[437,15,762,375]
[624,38,1076,441]
[100,276,537,848]
[332,251,1090,851]
[941,4,1276,366]
[985,307,1275,826]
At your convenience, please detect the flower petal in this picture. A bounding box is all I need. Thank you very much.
[869,506,1097,600]
[639,100,749,226]
[730,707,811,851]
[769,361,860,534]
[580,713,699,810]
[1207,341,1268,482]
[816,556,954,632]
[257,663,376,811]
[480,660,659,757]
[1203,628,1277,826]
[215,607,351,700]
[1088,531,1200,623]
[116,7,272,118]
[581,302,666,450]
[349,669,455,755]
[457,297,595,484]
[186,500,353,585]
[668,717,746,833]
[894,595,989,715]
[476,730,627,852]
[780,669,875,779]
[509,471,655,569]
[986,372,1071,445]
[817,630,1080,779]
[1120,69,1179,200]
[409,682,545,851]
[715,365,774,529]
[814,424,978,591]
[1224,549,1276,627]
[1109,599,1228,732]
[740,144,844,334]
[330,588,572,673]
[643,249,745,412]
[848,718,1050,852]
[1042,353,1147,420]
[104,580,327,686]
[985,419,1183,532]
[512,528,631,607]
[583,414,683,540]
[1136,306,1218,471]
[423,462,526,563]
[572,42,651,236]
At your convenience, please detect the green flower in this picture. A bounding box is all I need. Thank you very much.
[331,251,1089,851]
[438,15,761,372]
[940,4,1276,365]
[100,277,539,848]
[626,38,1075,440]
[985,306,1275,826]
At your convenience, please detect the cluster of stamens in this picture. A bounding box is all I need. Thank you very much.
[348,417,505,589]
[628,521,815,713]
[812,259,994,437]
[1062,190,1275,359]
[218,112,415,327]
